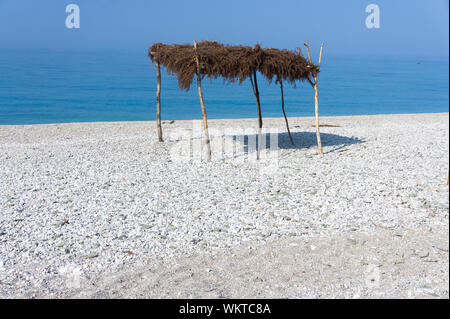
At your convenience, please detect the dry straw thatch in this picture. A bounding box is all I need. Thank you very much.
[149,40,325,161]
[149,41,319,90]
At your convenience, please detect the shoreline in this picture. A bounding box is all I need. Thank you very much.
[0,112,448,127]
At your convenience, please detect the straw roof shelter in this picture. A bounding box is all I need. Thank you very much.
[148,40,325,161]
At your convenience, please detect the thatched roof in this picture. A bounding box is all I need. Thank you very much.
[149,41,319,90]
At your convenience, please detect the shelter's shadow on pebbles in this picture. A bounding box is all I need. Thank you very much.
[232,132,365,154]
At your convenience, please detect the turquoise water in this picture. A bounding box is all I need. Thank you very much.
[0,49,448,125]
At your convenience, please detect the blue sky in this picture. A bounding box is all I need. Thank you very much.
[0,0,448,58]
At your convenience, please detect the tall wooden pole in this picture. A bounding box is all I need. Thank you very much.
[304,41,324,155]
[312,81,322,155]
[280,79,294,145]
[155,59,163,142]
[193,40,212,162]
[250,70,263,160]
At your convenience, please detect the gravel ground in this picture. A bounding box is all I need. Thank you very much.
[0,113,448,298]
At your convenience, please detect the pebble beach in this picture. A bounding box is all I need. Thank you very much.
[0,113,448,298]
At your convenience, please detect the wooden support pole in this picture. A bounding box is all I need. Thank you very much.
[193,40,212,162]
[250,70,263,160]
[304,40,324,155]
[312,81,323,155]
[280,80,294,145]
[155,59,163,142]
[253,71,263,130]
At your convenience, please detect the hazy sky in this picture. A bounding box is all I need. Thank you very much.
[0,0,448,58]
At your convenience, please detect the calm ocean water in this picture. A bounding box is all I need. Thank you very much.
[0,49,448,125]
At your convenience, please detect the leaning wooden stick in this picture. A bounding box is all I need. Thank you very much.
[318,43,324,67]
[304,40,324,155]
[193,40,212,162]
[312,75,323,155]
[280,79,294,145]
[250,70,263,160]
[155,59,163,142]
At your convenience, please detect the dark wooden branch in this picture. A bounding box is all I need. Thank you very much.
[250,70,263,160]
[156,60,163,142]
[280,79,294,145]
[306,77,315,87]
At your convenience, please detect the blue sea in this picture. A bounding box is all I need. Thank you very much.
[0,49,448,125]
